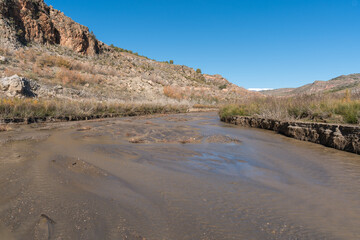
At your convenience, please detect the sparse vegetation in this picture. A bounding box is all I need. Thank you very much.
[0,40,259,122]
[192,104,219,109]
[219,104,252,118]
[110,44,149,59]
[56,68,86,85]
[90,31,97,40]
[219,84,227,90]
[0,98,188,121]
[163,86,183,100]
[163,85,220,104]
[36,55,72,69]
[219,92,360,124]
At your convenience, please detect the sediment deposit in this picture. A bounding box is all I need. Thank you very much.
[221,116,360,154]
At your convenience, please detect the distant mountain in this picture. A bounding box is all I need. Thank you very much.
[261,74,360,97]
[0,0,259,103]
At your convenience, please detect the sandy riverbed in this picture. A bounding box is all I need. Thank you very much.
[1,112,360,239]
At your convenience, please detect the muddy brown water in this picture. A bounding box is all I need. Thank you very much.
[0,112,360,239]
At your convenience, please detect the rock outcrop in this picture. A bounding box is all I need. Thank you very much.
[0,74,36,97]
[0,75,88,99]
[0,0,102,54]
[221,116,360,154]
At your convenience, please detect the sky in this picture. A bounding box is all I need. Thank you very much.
[45,0,360,89]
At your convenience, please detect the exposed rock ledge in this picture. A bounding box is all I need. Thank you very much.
[221,116,360,155]
[0,75,89,99]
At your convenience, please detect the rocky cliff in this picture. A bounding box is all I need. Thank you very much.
[0,0,102,54]
[222,116,360,154]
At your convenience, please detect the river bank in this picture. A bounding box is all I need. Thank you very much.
[221,115,360,154]
[0,100,190,125]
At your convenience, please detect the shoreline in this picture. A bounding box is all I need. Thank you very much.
[0,107,218,126]
[221,115,360,155]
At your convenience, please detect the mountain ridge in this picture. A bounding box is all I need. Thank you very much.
[261,73,360,97]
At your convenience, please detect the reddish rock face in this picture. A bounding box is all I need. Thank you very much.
[0,0,101,55]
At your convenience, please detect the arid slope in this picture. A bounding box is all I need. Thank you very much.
[261,74,360,97]
[0,0,258,105]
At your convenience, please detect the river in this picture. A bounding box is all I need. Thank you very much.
[0,112,359,239]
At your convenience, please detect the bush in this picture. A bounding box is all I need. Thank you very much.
[196,68,202,74]
[334,102,360,124]
[169,60,174,64]
[219,84,227,90]
[219,105,250,118]
[37,55,72,69]
[163,86,183,100]
[56,68,85,85]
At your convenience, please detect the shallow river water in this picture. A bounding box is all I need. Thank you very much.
[0,112,360,239]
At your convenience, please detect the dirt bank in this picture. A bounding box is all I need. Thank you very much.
[221,116,360,154]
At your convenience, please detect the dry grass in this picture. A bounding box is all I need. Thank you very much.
[3,67,18,76]
[36,55,72,69]
[0,124,12,131]
[56,68,86,85]
[0,47,13,57]
[0,98,188,120]
[163,86,183,100]
[192,104,219,109]
[220,93,360,124]
[163,86,220,104]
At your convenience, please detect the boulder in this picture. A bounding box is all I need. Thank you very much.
[0,75,37,97]
[0,56,7,63]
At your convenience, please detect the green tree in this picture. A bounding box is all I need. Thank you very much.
[169,60,174,64]
[196,68,202,74]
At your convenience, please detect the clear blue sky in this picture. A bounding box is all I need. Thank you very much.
[45,0,360,89]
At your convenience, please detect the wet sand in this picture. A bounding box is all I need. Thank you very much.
[0,112,360,239]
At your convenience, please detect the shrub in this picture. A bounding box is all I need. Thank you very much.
[196,68,202,74]
[169,60,174,64]
[219,105,250,118]
[163,86,184,100]
[219,84,227,90]
[37,55,72,69]
[334,102,360,124]
[56,68,85,85]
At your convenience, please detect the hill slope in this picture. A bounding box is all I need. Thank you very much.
[0,0,258,105]
[261,74,360,97]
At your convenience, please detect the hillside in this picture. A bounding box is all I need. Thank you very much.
[0,0,258,107]
[261,74,360,97]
